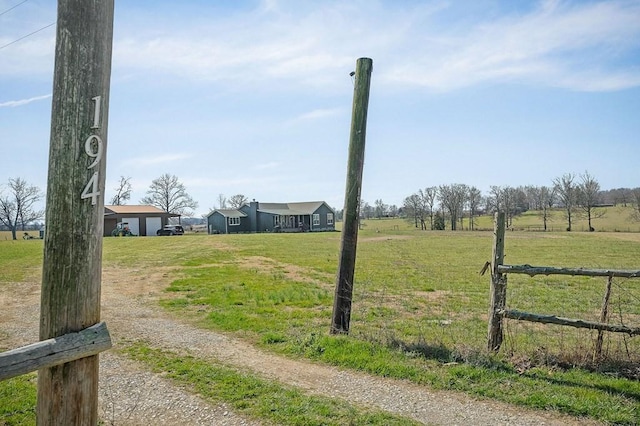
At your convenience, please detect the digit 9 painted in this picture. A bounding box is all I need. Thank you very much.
[81,96,103,205]
[84,135,103,169]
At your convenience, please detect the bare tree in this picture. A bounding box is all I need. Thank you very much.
[110,176,132,205]
[523,185,539,210]
[140,173,198,216]
[535,186,555,231]
[361,201,374,220]
[612,188,631,207]
[553,173,577,231]
[217,193,227,209]
[421,187,438,230]
[403,193,421,228]
[438,184,467,230]
[488,186,518,226]
[488,185,502,213]
[0,177,44,240]
[388,204,398,217]
[577,171,604,231]
[374,199,388,218]
[467,186,482,230]
[228,194,249,209]
[631,188,640,221]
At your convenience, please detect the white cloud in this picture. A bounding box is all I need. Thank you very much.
[122,153,192,167]
[383,0,640,91]
[254,161,280,170]
[284,107,344,126]
[0,94,51,107]
[6,1,638,94]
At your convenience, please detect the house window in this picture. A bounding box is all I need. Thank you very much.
[327,213,334,225]
[313,214,320,226]
[228,217,240,226]
[274,216,280,226]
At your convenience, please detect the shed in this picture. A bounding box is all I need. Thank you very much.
[103,205,180,236]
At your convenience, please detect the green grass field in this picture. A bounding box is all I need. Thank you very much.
[2,215,640,424]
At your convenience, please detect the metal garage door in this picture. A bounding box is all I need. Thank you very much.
[121,217,140,236]
[146,217,162,236]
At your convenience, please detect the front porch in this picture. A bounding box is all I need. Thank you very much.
[272,214,310,232]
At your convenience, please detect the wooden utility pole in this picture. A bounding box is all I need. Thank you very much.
[330,58,373,335]
[38,1,114,424]
[487,212,507,352]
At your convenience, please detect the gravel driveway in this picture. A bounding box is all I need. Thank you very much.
[0,266,601,425]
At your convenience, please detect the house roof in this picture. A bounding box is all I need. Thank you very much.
[104,205,179,216]
[207,201,334,219]
[212,209,248,218]
[257,201,329,215]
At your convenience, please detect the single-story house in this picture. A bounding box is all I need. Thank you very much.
[207,201,336,234]
[103,205,180,236]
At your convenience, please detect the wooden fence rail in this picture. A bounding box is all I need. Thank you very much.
[0,322,111,381]
[498,310,640,335]
[497,265,640,279]
[487,212,640,355]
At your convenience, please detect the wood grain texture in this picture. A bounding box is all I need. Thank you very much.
[0,322,111,381]
[38,1,114,424]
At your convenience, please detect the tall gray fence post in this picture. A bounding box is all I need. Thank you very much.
[488,212,507,352]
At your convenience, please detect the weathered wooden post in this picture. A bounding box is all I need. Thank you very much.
[595,275,614,360]
[38,1,114,424]
[330,57,373,335]
[488,212,507,352]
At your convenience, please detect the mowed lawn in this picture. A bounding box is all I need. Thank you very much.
[2,220,640,424]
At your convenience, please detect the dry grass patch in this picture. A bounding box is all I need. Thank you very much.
[235,255,334,288]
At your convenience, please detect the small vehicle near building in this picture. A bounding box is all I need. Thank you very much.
[111,222,136,237]
[157,225,184,236]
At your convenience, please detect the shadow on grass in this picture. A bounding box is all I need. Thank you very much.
[387,337,513,372]
[521,369,640,403]
[388,336,640,403]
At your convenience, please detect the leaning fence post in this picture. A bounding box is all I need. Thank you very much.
[488,212,507,352]
[595,275,614,360]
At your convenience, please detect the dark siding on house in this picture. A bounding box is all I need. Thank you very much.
[241,204,257,232]
[312,203,336,231]
[207,212,226,234]
[258,213,276,232]
[228,216,252,233]
[208,210,253,234]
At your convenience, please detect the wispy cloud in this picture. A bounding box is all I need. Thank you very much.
[182,175,284,189]
[384,1,640,91]
[0,94,51,107]
[285,107,344,126]
[122,153,192,167]
[111,1,640,93]
[254,161,280,170]
[7,1,637,93]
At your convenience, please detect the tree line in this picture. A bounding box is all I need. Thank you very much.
[0,173,199,240]
[364,171,640,232]
[3,170,640,239]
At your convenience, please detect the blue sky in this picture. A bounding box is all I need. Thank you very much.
[1,0,639,216]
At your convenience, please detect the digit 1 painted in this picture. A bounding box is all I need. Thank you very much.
[91,95,101,129]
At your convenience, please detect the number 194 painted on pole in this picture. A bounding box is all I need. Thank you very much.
[80,96,103,205]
